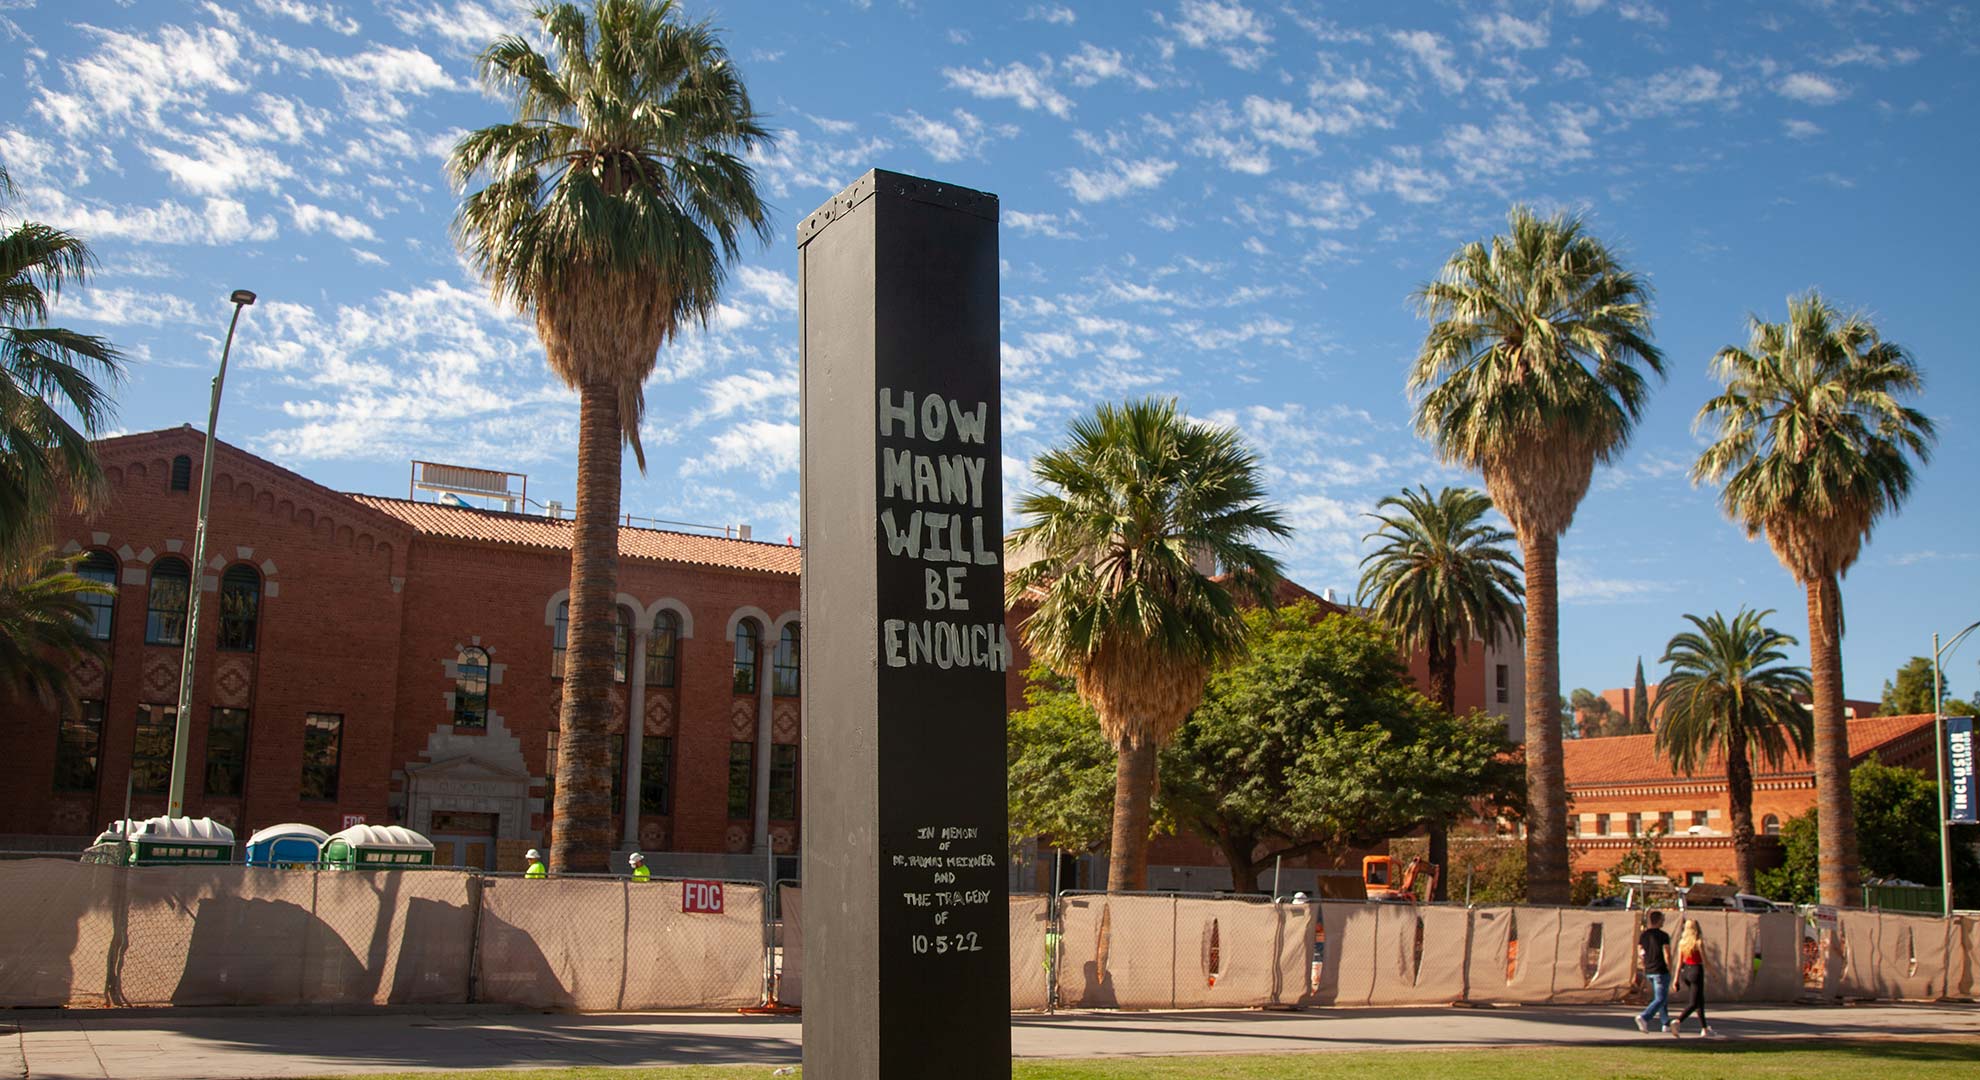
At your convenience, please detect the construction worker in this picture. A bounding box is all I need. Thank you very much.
[629,852,651,881]
[525,848,547,879]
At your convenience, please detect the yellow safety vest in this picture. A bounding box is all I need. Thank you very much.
[526,861,547,879]
[632,865,651,881]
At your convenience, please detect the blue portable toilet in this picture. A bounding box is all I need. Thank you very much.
[245,822,330,868]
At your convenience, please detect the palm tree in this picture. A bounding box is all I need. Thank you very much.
[1654,608,1814,894]
[1,164,125,556]
[1009,398,1290,891]
[0,546,112,711]
[449,0,772,872]
[1693,292,1933,906]
[1408,206,1663,904]
[1357,484,1524,899]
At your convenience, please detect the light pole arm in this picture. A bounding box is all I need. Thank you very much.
[166,299,250,819]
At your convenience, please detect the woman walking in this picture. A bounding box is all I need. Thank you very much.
[1671,918,1718,1037]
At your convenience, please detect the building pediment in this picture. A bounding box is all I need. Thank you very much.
[407,754,533,786]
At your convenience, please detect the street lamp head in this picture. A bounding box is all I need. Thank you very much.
[230,289,257,306]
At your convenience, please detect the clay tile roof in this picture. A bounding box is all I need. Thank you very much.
[1563,713,1937,787]
[349,495,800,576]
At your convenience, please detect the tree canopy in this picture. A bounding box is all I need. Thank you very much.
[1881,656,1975,716]
[1007,602,1524,892]
[1757,756,1980,906]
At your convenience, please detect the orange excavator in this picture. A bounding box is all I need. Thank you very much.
[1361,855,1438,903]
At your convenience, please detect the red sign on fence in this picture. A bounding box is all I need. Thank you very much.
[682,880,725,914]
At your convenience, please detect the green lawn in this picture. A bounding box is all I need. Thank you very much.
[310,1038,1980,1080]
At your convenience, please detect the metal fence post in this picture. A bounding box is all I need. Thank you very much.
[466,874,485,1004]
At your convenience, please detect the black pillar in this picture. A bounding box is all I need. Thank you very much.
[799,169,1011,1077]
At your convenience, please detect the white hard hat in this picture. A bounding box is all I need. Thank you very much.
[1292,891,1309,903]
[526,849,541,860]
[628,852,644,865]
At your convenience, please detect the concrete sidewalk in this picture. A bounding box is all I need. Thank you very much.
[6,1003,1978,1079]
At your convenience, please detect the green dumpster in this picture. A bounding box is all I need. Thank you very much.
[322,824,435,869]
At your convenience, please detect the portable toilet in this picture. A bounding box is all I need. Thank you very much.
[322,824,435,869]
[92,816,236,866]
[245,823,331,868]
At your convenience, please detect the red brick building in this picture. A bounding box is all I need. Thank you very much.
[2,428,801,876]
[1561,713,1938,887]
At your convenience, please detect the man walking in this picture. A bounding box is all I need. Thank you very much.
[1635,910,1673,1033]
[629,852,651,881]
[525,848,548,879]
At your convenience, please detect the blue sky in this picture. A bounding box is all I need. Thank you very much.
[4,0,1977,706]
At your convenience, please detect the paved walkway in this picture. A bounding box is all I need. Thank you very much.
[5,1003,1978,1079]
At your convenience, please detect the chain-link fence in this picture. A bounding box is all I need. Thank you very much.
[3,859,1976,1010]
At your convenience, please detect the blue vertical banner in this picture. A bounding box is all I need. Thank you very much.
[1949,715,1977,824]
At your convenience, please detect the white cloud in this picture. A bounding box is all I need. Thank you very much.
[1611,65,1734,119]
[1389,30,1466,94]
[695,368,799,425]
[1160,0,1273,70]
[1471,12,1549,51]
[1567,0,1669,28]
[1777,72,1848,105]
[681,420,799,482]
[1061,43,1155,89]
[271,41,459,123]
[21,187,279,245]
[34,21,249,135]
[1558,559,1669,603]
[1277,179,1372,229]
[943,60,1074,119]
[143,134,294,196]
[892,109,1009,163]
[1351,159,1450,204]
[1783,118,1824,139]
[250,0,360,35]
[1441,104,1597,184]
[1023,4,1076,24]
[744,127,892,200]
[1004,210,1083,239]
[736,266,798,314]
[383,1,527,52]
[285,197,379,242]
[1242,95,1386,151]
[1823,43,1921,68]
[49,287,205,327]
[1062,157,1178,203]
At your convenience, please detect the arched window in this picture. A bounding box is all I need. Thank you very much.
[1762,814,1781,836]
[218,565,261,651]
[170,455,192,492]
[613,605,635,684]
[454,646,490,727]
[774,623,800,696]
[647,610,680,688]
[77,551,118,640]
[733,618,760,694]
[552,600,571,677]
[146,558,191,645]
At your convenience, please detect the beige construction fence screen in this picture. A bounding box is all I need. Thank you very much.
[4,862,1978,1011]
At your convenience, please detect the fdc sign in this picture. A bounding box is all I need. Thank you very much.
[682,881,725,914]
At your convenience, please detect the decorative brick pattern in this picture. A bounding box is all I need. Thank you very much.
[644,693,676,737]
[212,655,254,708]
[772,701,800,744]
[728,699,756,741]
[70,658,106,699]
[725,824,750,854]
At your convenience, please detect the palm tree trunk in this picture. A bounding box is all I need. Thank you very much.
[1726,725,1757,895]
[1108,739,1157,892]
[551,379,623,874]
[1806,572,1857,906]
[1428,641,1457,902]
[1520,531,1569,905]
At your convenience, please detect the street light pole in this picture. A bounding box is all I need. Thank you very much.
[1931,620,1980,918]
[166,289,257,820]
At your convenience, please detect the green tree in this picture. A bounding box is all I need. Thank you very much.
[1882,656,1945,716]
[1355,484,1523,898]
[1569,687,1617,738]
[1010,398,1289,891]
[449,0,773,872]
[1694,292,1935,906]
[1758,757,1980,906]
[1,164,126,556]
[1653,608,1814,894]
[1006,663,1116,856]
[1604,831,1668,897]
[1630,656,1651,734]
[1410,206,1664,904]
[1160,603,1523,892]
[0,547,113,711]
